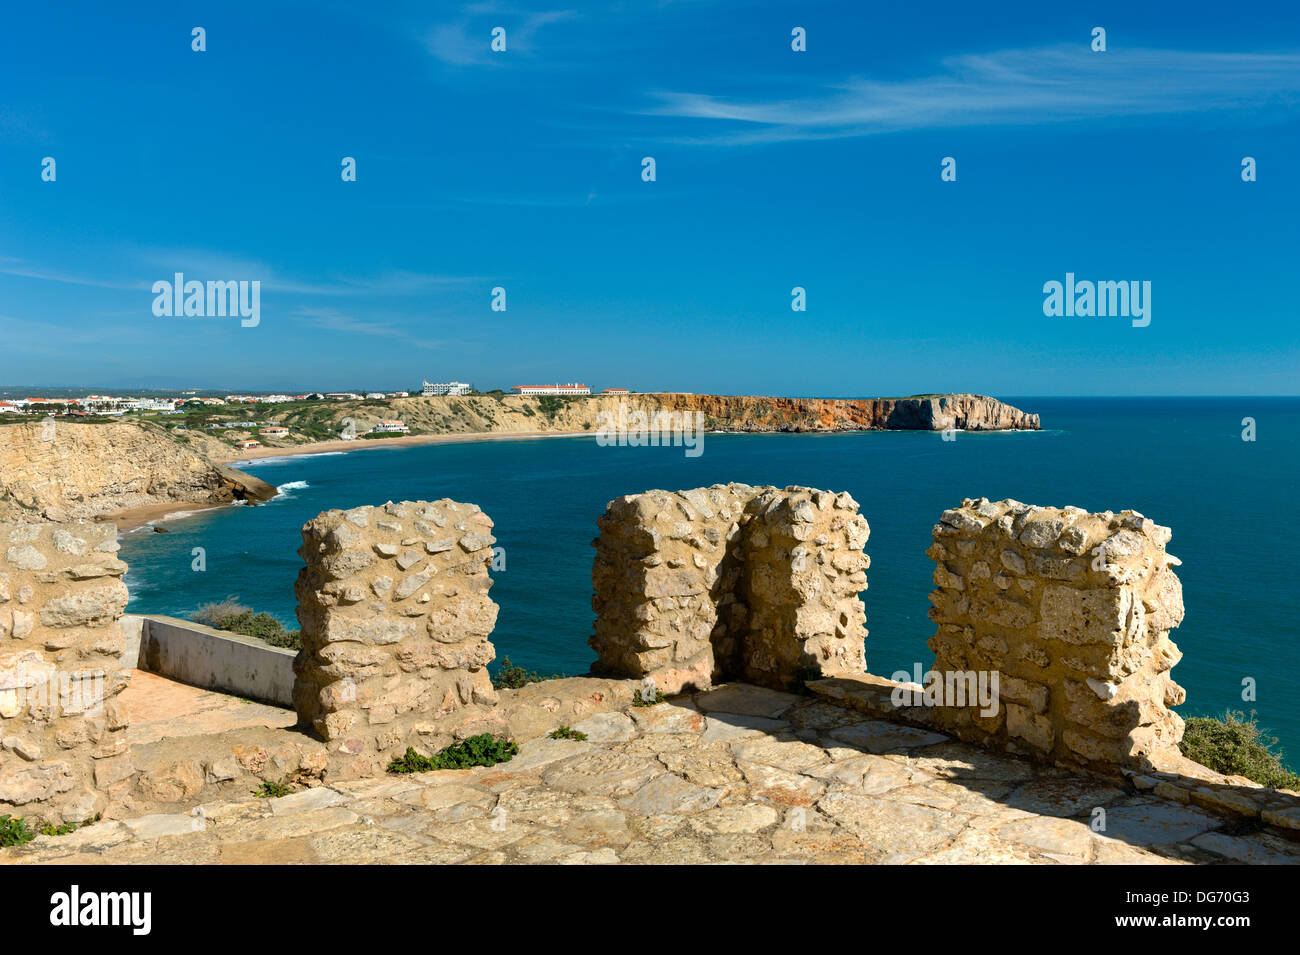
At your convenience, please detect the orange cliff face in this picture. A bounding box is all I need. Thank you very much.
[0,393,1039,522]
[644,393,1040,433]
[268,392,1039,441]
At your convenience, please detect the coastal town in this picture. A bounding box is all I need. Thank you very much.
[0,381,634,451]
[0,380,627,413]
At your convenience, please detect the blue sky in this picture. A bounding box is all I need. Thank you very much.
[1,0,1297,395]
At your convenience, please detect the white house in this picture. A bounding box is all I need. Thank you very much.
[423,381,472,397]
[509,383,590,396]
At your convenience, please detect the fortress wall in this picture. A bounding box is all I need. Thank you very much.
[740,487,869,688]
[0,491,1200,820]
[590,485,753,694]
[0,522,132,824]
[293,500,505,778]
[925,497,1186,772]
[590,484,870,693]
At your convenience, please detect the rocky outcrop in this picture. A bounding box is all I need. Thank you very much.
[646,393,1040,433]
[260,392,1039,446]
[0,422,275,523]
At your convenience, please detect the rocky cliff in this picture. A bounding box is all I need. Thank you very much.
[0,394,1036,522]
[274,392,1039,439]
[646,393,1039,433]
[0,422,276,523]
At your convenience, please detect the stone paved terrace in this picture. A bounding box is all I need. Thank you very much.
[123,669,296,746]
[5,684,1299,865]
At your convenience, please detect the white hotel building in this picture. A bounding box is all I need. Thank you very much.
[509,383,591,396]
[422,381,472,396]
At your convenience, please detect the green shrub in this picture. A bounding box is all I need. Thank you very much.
[547,726,588,741]
[0,815,35,847]
[387,735,519,773]
[491,656,562,690]
[191,599,301,650]
[253,778,294,798]
[536,395,566,417]
[631,688,665,707]
[1180,710,1300,790]
[38,814,99,837]
[192,597,250,628]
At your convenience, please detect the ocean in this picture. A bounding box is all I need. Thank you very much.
[119,397,1300,757]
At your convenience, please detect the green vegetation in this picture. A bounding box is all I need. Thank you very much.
[547,726,588,741]
[192,598,301,650]
[1180,710,1300,789]
[631,687,666,707]
[491,656,563,690]
[387,735,519,773]
[536,395,571,418]
[0,815,35,847]
[253,778,294,798]
[277,402,346,440]
[0,491,39,512]
[0,813,99,844]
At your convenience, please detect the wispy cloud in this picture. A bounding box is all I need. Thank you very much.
[319,270,482,295]
[0,314,163,356]
[289,307,450,349]
[141,249,479,296]
[0,249,476,298]
[646,46,1300,144]
[0,257,145,291]
[424,7,578,67]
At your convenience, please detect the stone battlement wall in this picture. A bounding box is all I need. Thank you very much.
[590,484,870,694]
[0,522,131,824]
[0,490,1213,821]
[293,500,505,778]
[925,497,1186,773]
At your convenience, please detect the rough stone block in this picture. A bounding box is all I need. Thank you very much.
[293,500,501,778]
[0,522,129,824]
[589,485,869,693]
[924,499,1184,775]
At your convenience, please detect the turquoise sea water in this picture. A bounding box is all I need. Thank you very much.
[119,398,1300,756]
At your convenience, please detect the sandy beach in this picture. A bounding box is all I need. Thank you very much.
[110,500,230,532]
[104,430,593,530]
[211,429,593,464]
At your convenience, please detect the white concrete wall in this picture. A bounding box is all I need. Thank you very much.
[122,614,295,707]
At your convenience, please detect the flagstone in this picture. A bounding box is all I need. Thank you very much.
[694,684,800,718]
[827,720,949,754]
[1,678,1279,867]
